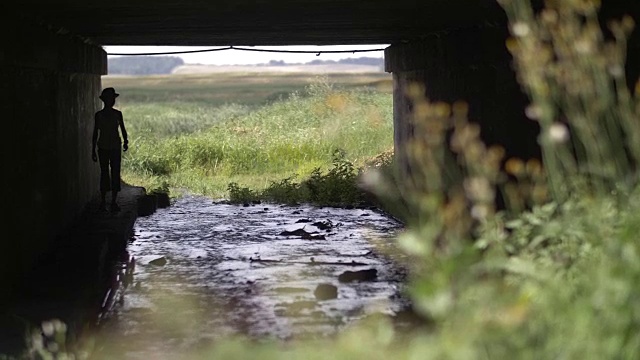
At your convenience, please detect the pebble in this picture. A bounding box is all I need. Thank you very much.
[314,283,338,300]
[338,269,377,283]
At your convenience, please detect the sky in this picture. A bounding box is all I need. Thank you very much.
[104,45,389,66]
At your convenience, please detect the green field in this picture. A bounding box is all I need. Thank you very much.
[102,72,394,199]
[104,72,393,106]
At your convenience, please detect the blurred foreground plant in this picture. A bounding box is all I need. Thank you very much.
[358,0,640,357]
[500,0,640,200]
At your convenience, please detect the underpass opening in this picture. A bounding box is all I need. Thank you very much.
[102,45,394,203]
[86,44,412,357]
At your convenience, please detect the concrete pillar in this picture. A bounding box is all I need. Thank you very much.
[1,13,107,294]
[385,26,542,171]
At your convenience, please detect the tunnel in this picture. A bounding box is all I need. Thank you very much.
[1,0,639,345]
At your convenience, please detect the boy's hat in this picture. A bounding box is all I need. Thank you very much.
[99,87,119,100]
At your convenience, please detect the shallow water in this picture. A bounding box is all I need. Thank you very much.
[93,195,407,359]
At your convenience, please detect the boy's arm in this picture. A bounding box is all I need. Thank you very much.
[92,114,99,161]
[119,112,129,151]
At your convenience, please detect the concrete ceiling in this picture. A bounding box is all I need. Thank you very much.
[7,0,509,46]
[5,0,639,46]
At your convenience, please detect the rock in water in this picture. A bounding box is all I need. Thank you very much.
[338,269,377,283]
[154,192,171,208]
[149,256,167,266]
[312,220,333,231]
[280,228,325,240]
[314,283,338,300]
[280,228,311,237]
[138,194,157,216]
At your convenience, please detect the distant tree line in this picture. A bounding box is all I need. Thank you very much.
[108,56,185,75]
[308,57,384,66]
[263,57,384,68]
[107,55,384,75]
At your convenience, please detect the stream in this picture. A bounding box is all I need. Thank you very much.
[92,195,408,359]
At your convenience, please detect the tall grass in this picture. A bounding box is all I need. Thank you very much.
[122,102,250,139]
[121,79,394,198]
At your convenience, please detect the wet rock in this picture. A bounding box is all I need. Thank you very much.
[280,228,325,240]
[280,228,305,236]
[138,194,157,216]
[243,203,250,207]
[250,257,282,264]
[312,220,333,231]
[314,283,338,300]
[296,218,312,223]
[338,269,377,283]
[149,256,167,266]
[154,192,171,208]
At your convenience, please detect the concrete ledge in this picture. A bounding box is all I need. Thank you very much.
[0,185,146,357]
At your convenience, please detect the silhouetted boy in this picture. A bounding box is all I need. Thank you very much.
[92,87,128,212]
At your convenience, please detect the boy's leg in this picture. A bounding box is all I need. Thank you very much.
[110,149,122,211]
[98,149,111,210]
[111,191,120,211]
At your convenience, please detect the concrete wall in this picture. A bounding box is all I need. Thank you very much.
[385,26,542,170]
[1,15,107,292]
[385,22,639,170]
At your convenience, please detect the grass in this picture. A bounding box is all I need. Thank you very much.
[105,73,394,200]
[104,72,392,107]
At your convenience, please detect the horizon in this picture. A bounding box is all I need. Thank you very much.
[104,45,388,66]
